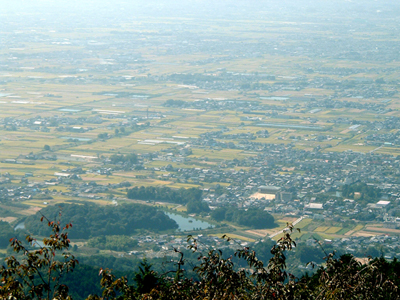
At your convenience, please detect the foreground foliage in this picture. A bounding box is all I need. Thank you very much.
[0,214,77,299]
[1,217,399,299]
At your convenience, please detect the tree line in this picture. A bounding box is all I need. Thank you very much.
[0,221,16,248]
[109,153,138,165]
[342,182,382,203]
[127,186,202,204]
[211,207,276,229]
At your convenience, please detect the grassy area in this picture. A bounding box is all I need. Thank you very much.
[295,218,313,229]
[325,227,342,234]
[315,226,329,232]
[353,225,365,232]
[337,228,351,235]
[220,233,256,243]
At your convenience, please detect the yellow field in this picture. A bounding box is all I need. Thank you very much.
[295,218,313,229]
[315,226,329,232]
[353,225,365,231]
[325,227,342,234]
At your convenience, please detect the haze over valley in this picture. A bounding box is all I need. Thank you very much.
[1,1,400,297]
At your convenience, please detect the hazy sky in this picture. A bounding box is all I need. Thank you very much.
[1,0,398,22]
[1,0,398,44]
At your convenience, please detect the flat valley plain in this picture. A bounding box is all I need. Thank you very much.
[1,1,400,245]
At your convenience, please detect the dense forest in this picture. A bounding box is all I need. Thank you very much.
[186,199,210,214]
[211,207,276,229]
[0,221,16,248]
[109,153,138,166]
[127,186,202,204]
[24,203,178,239]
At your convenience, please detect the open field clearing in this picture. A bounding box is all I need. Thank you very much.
[220,233,256,243]
[365,227,400,235]
[315,226,329,232]
[325,227,342,234]
[0,217,17,223]
[167,182,202,189]
[295,218,313,229]
[245,230,269,237]
[17,206,42,216]
[352,231,380,237]
[353,225,365,231]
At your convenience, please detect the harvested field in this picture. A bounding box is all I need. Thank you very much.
[325,227,342,234]
[219,233,255,242]
[18,206,42,216]
[246,229,277,237]
[315,226,329,232]
[352,231,379,237]
[0,217,17,223]
[365,226,400,234]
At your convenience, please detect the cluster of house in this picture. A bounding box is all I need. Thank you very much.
[138,141,400,224]
[2,122,399,227]
[0,175,49,202]
[129,234,244,259]
[307,235,400,260]
[121,232,400,263]
[306,98,388,112]
[0,113,151,134]
[150,62,398,98]
[0,115,103,132]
